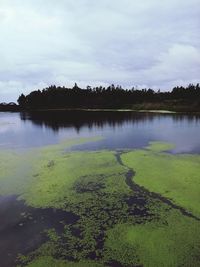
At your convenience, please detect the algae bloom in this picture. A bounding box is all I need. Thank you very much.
[0,138,200,267]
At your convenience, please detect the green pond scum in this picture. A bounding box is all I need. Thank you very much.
[122,142,200,218]
[0,138,200,266]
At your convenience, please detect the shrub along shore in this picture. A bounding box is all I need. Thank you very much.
[11,83,200,112]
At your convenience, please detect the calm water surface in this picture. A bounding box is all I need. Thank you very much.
[0,110,200,153]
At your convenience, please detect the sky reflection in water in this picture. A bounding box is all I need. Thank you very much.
[0,111,200,153]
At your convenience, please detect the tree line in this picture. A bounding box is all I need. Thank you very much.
[17,83,200,111]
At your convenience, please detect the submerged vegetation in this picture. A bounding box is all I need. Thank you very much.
[0,138,200,266]
[24,257,106,267]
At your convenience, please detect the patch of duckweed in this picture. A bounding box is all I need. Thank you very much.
[122,142,200,217]
[41,136,102,152]
[2,139,200,267]
[17,153,146,265]
[104,203,200,267]
[14,140,152,266]
[22,150,130,209]
[20,256,105,267]
[145,141,175,152]
[0,137,102,197]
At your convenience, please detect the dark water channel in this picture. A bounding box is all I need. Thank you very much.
[0,110,200,266]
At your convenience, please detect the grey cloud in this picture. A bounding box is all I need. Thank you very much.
[0,0,199,101]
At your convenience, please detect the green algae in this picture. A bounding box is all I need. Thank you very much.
[1,136,138,266]
[0,136,102,197]
[13,139,149,266]
[145,141,175,152]
[1,138,200,267]
[41,136,102,152]
[104,203,200,267]
[122,142,200,218]
[21,256,105,267]
[23,150,129,209]
[17,150,137,265]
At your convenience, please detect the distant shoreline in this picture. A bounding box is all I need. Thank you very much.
[1,106,200,114]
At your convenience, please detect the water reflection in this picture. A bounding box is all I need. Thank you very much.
[0,111,200,153]
[20,110,156,132]
[20,110,200,132]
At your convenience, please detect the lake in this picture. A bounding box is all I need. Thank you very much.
[1,110,200,153]
[0,110,200,267]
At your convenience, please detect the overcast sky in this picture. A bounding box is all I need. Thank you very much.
[0,0,200,102]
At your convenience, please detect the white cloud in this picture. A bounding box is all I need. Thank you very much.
[139,44,200,88]
[0,0,199,101]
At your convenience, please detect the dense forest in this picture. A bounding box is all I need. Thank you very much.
[16,83,200,112]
